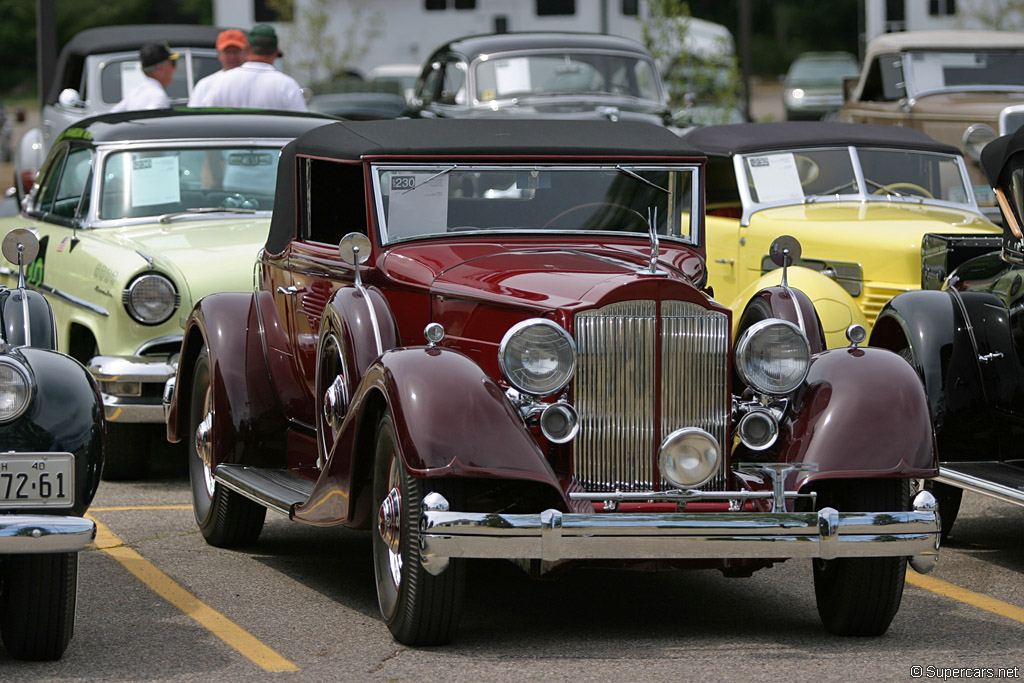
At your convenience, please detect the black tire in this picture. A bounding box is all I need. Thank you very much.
[102,424,152,481]
[926,480,962,540]
[372,415,465,645]
[0,553,78,660]
[188,349,266,547]
[813,478,909,636]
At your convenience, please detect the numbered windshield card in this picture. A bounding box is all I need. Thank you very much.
[387,174,449,238]
[747,153,805,204]
[130,156,181,207]
[119,60,146,98]
[494,57,532,96]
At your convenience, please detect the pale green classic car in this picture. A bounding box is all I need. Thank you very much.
[0,109,335,478]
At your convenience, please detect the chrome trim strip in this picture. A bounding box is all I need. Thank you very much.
[936,468,1024,507]
[420,496,939,566]
[34,282,109,316]
[0,515,96,554]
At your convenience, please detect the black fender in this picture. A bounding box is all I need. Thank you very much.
[168,291,289,468]
[0,347,103,515]
[293,346,567,526]
[778,346,938,491]
[0,288,56,350]
[737,284,827,355]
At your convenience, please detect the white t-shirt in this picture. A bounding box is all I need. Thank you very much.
[187,62,307,111]
[111,77,169,112]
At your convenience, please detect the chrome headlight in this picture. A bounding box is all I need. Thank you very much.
[498,319,576,396]
[123,273,179,325]
[659,428,720,489]
[963,124,997,161]
[735,319,811,395]
[0,358,32,423]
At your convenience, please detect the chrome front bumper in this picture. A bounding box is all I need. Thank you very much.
[88,355,176,423]
[419,490,940,575]
[0,514,96,553]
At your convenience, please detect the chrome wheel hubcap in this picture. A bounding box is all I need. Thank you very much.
[378,485,403,587]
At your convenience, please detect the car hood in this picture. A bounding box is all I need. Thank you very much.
[749,203,999,280]
[101,217,268,304]
[383,241,706,313]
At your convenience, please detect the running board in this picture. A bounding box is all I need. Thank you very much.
[936,462,1024,508]
[214,464,316,517]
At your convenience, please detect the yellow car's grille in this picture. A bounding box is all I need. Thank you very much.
[860,284,911,327]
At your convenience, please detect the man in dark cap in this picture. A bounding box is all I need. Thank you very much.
[112,42,179,112]
[186,24,306,111]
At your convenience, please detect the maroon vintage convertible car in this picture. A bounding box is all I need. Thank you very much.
[164,118,941,645]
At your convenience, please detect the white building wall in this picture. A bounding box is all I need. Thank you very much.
[863,0,1012,42]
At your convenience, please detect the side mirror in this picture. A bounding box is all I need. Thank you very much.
[338,232,372,288]
[769,235,802,288]
[58,88,85,108]
[3,228,40,287]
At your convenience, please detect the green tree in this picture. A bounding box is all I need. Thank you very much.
[643,0,742,123]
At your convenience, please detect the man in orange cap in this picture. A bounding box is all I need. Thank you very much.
[189,29,249,106]
[112,42,179,111]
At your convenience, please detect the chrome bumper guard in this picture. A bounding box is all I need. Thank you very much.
[88,355,176,423]
[0,514,96,554]
[419,489,940,576]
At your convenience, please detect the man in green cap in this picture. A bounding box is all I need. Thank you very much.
[187,24,306,111]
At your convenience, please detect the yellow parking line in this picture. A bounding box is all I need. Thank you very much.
[87,514,299,672]
[907,571,1024,625]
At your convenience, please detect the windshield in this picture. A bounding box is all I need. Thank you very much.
[99,52,221,103]
[739,146,973,209]
[99,146,281,220]
[904,50,1024,94]
[372,164,699,245]
[787,56,859,84]
[473,52,662,102]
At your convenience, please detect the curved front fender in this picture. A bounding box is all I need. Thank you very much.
[780,346,938,488]
[729,266,865,350]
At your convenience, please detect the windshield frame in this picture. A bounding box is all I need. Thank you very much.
[901,49,1024,98]
[86,138,293,228]
[468,48,667,108]
[732,144,980,226]
[370,162,702,247]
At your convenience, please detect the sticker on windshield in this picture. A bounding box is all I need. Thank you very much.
[747,153,805,204]
[494,58,532,96]
[387,174,449,238]
[118,61,147,102]
[130,156,181,207]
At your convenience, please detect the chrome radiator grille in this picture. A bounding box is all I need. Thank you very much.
[572,300,730,492]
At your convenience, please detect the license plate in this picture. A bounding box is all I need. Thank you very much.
[0,454,74,507]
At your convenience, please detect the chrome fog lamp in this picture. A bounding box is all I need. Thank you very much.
[659,427,720,489]
[539,402,579,444]
[737,408,779,451]
[498,319,576,396]
[123,273,179,325]
[963,124,997,161]
[735,319,811,395]
[0,359,32,423]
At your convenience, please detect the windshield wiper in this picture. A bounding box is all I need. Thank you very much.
[158,207,258,223]
[616,165,669,194]
[402,165,457,194]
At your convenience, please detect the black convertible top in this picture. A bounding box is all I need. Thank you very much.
[428,31,654,61]
[684,122,960,157]
[981,126,1024,186]
[48,24,223,105]
[265,118,703,254]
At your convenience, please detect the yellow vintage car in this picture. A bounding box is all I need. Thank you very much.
[684,122,1001,347]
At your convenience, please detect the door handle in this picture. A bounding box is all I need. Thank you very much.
[276,285,305,296]
[714,258,735,264]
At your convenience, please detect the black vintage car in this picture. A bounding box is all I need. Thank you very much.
[407,32,674,127]
[870,124,1024,537]
[0,229,103,660]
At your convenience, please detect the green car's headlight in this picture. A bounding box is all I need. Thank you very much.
[735,319,811,395]
[498,319,576,396]
[0,358,32,423]
[123,273,179,325]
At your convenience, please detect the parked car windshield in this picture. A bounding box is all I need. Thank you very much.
[99,145,280,220]
[372,164,698,245]
[473,52,662,103]
[98,52,221,103]
[740,147,973,209]
[786,54,859,85]
[904,50,1024,95]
